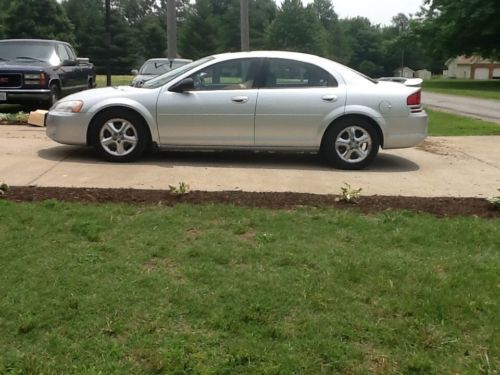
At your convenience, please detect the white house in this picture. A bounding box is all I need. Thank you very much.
[393,67,415,78]
[444,56,500,80]
[415,69,432,80]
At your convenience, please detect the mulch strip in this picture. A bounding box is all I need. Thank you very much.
[1,186,499,219]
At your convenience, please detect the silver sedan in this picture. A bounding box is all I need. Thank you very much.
[46,51,427,170]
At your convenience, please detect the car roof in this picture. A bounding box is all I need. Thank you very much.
[0,39,66,45]
[145,58,192,63]
[209,50,354,76]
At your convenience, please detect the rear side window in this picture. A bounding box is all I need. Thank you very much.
[264,58,337,88]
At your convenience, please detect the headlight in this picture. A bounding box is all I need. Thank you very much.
[24,73,47,86]
[52,100,84,113]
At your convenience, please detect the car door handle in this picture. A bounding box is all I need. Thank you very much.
[322,95,338,102]
[231,96,248,103]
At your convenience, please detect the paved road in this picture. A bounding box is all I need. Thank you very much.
[1,125,499,198]
[422,91,500,124]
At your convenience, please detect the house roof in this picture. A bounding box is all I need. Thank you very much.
[448,55,500,65]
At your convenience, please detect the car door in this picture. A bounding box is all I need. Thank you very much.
[255,58,346,147]
[156,58,261,146]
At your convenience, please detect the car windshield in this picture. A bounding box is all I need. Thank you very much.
[142,56,215,89]
[140,60,189,75]
[0,41,56,62]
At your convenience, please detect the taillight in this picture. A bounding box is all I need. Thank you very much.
[407,90,422,113]
[407,90,421,106]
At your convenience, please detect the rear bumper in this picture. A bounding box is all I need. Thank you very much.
[0,89,51,103]
[383,111,428,149]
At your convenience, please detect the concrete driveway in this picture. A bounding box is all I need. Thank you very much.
[1,125,499,198]
[422,92,500,124]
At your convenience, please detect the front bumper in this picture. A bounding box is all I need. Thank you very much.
[0,89,51,103]
[46,111,90,146]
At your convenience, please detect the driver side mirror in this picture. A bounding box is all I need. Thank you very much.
[169,77,194,93]
[131,69,138,76]
[61,59,77,67]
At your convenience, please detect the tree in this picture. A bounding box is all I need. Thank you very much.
[266,0,326,56]
[178,0,218,59]
[62,0,105,59]
[419,0,500,58]
[4,0,75,43]
[338,17,384,76]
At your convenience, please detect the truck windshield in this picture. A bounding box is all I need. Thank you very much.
[0,41,56,63]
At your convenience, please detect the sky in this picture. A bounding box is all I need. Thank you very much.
[278,0,426,26]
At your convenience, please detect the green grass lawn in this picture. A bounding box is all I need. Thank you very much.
[0,200,498,374]
[96,75,134,87]
[423,79,500,101]
[427,108,500,136]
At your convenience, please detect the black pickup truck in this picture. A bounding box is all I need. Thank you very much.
[0,39,96,107]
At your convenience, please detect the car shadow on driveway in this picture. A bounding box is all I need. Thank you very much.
[38,146,420,173]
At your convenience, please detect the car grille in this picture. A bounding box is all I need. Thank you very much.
[0,73,22,88]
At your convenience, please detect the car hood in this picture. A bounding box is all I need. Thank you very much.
[58,85,159,111]
[0,60,52,71]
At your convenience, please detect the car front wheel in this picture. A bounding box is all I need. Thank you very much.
[90,110,150,162]
[321,118,380,170]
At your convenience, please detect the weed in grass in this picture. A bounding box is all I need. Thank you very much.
[0,181,8,195]
[337,182,362,204]
[168,182,190,196]
[487,189,500,209]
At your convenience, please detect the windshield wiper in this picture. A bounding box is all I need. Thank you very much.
[0,57,8,61]
[15,56,45,62]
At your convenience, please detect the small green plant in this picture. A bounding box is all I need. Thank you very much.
[15,112,29,123]
[168,182,190,196]
[0,112,29,123]
[487,189,500,209]
[0,181,9,195]
[337,183,362,204]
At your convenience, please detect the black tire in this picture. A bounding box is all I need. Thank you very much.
[48,83,60,107]
[89,109,150,162]
[321,117,380,170]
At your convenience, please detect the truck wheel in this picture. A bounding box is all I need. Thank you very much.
[49,84,60,107]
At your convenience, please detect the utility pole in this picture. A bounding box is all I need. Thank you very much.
[167,0,177,59]
[105,0,111,86]
[240,0,249,51]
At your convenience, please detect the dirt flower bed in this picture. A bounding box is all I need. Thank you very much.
[2,186,499,218]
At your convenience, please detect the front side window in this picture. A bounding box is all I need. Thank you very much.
[64,45,77,61]
[57,44,70,61]
[189,58,260,91]
[264,59,337,88]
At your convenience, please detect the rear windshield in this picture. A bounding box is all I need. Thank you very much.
[0,41,57,63]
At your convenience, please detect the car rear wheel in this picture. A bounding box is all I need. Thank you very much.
[90,110,150,162]
[321,118,380,170]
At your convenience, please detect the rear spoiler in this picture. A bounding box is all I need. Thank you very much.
[404,78,423,87]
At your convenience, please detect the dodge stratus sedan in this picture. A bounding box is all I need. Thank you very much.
[46,51,427,170]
